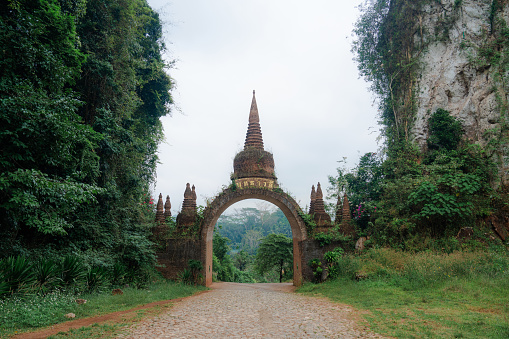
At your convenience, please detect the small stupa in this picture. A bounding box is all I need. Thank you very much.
[176,183,198,228]
[164,195,171,219]
[309,185,316,215]
[155,193,165,224]
[335,193,342,224]
[312,183,332,230]
[340,193,356,236]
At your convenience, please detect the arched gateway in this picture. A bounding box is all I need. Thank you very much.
[201,187,307,286]
[201,90,308,286]
[154,91,353,286]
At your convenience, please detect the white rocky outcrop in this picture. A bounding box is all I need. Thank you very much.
[412,0,509,183]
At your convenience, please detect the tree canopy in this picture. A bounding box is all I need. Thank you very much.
[0,0,173,281]
[254,233,293,283]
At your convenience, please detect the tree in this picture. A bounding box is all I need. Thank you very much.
[232,250,251,271]
[254,234,293,283]
[427,108,463,151]
[0,0,102,239]
[328,153,383,230]
[212,229,255,283]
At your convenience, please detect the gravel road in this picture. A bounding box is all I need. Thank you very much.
[120,282,384,338]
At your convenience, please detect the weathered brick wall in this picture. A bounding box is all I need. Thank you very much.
[155,239,201,280]
[301,240,344,281]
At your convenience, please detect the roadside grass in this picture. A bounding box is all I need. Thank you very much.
[299,248,509,338]
[0,280,206,337]
[47,304,175,338]
[48,323,124,339]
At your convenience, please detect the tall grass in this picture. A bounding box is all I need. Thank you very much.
[301,247,509,338]
[327,247,509,288]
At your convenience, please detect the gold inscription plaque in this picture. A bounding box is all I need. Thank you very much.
[235,178,276,189]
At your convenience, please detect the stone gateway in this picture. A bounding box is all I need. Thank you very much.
[154,91,354,285]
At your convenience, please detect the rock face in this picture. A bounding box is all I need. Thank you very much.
[412,0,509,183]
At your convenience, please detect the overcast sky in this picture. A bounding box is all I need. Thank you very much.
[146,0,380,214]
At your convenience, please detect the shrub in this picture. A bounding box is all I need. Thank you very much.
[178,268,193,285]
[34,258,59,293]
[427,108,463,151]
[59,255,86,288]
[0,256,36,295]
[309,259,323,283]
[110,262,127,287]
[86,266,109,292]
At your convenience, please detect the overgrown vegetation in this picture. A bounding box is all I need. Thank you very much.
[0,254,156,299]
[210,206,294,283]
[345,0,509,247]
[0,0,172,288]
[299,247,509,338]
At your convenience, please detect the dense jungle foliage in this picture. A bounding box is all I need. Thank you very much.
[0,0,172,284]
[212,207,293,283]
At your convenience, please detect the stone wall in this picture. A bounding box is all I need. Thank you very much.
[155,239,201,281]
[300,240,345,282]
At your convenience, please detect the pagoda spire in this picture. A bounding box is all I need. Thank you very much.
[309,185,316,214]
[191,185,197,209]
[340,193,356,237]
[313,182,332,228]
[182,183,194,210]
[244,90,264,149]
[155,193,165,223]
[314,183,326,214]
[164,195,171,219]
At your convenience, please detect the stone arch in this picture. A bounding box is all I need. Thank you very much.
[200,187,308,287]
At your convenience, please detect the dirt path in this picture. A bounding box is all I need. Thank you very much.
[120,282,384,338]
[13,283,384,338]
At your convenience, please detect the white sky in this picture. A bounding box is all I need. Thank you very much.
[147,0,380,214]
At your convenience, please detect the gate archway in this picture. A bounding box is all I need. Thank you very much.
[200,187,308,286]
[155,91,337,286]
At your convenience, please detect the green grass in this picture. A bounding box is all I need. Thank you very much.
[0,280,206,337]
[299,248,509,338]
[48,323,125,339]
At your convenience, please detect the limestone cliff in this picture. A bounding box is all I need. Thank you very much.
[411,0,509,183]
